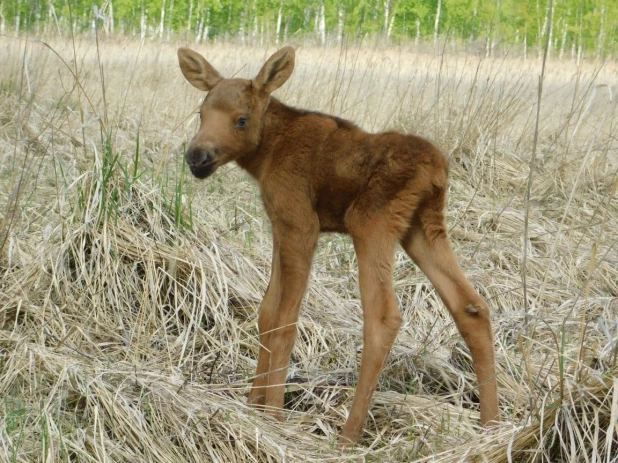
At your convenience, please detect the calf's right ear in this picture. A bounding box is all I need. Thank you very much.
[253,46,295,94]
[177,47,223,91]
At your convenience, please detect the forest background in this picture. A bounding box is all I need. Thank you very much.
[1,0,617,58]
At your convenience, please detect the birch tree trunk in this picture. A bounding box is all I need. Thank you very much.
[559,18,567,60]
[239,8,246,44]
[204,8,210,41]
[597,5,606,59]
[159,0,166,40]
[284,17,289,43]
[253,15,258,44]
[314,6,319,35]
[276,4,282,45]
[383,0,390,34]
[140,5,146,40]
[197,7,210,43]
[337,6,344,44]
[109,0,114,34]
[546,5,553,59]
[384,0,396,40]
[15,0,21,36]
[187,0,193,33]
[470,0,478,44]
[434,0,442,45]
[577,13,583,66]
[539,2,549,58]
[318,2,326,46]
[196,15,203,42]
[167,0,175,40]
[387,11,395,39]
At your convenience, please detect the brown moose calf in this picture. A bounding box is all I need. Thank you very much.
[177,46,500,445]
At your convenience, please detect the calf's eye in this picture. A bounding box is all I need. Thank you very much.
[236,117,247,128]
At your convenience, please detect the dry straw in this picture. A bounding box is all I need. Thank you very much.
[0,34,617,462]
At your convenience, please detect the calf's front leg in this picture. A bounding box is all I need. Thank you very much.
[262,222,319,417]
[248,244,281,406]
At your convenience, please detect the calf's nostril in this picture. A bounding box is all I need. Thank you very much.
[186,148,216,167]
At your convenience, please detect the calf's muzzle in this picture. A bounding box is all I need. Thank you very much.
[185,143,217,179]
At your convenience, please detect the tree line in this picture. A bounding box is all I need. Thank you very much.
[1,0,616,57]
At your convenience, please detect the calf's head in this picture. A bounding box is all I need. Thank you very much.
[178,47,295,179]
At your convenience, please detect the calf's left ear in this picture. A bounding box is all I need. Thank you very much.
[178,47,223,91]
[253,46,295,95]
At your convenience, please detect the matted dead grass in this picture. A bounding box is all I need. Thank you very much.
[0,36,617,462]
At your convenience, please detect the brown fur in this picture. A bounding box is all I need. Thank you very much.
[178,46,500,445]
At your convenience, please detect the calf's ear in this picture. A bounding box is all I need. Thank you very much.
[177,47,223,91]
[253,47,295,94]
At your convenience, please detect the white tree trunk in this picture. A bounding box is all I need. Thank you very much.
[383,0,390,34]
[276,4,282,45]
[284,17,289,42]
[337,7,344,44]
[318,2,326,45]
[251,0,258,44]
[205,8,210,41]
[314,6,318,33]
[141,8,146,40]
[546,6,553,59]
[387,10,396,39]
[597,5,605,59]
[15,0,21,35]
[260,18,264,47]
[159,0,166,39]
[109,0,114,34]
[383,0,396,40]
[239,8,246,44]
[253,15,258,44]
[559,18,567,60]
[337,6,345,45]
[187,0,193,32]
[167,0,174,40]
[196,16,203,42]
[433,0,442,44]
[539,4,549,58]
[1,4,6,34]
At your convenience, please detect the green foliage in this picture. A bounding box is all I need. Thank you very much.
[1,0,616,54]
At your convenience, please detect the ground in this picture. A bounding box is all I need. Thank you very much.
[0,36,617,461]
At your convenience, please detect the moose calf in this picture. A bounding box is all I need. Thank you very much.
[177,46,500,445]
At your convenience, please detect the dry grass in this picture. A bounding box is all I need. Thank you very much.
[0,35,617,462]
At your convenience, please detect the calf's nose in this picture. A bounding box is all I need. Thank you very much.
[185,145,216,167]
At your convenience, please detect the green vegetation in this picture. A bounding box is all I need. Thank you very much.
[2,0,617,56]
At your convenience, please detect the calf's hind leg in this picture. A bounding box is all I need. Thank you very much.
[339,230,403,445]
[401,205,500,426]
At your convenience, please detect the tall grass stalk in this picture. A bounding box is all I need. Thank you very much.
[522,0,553,330]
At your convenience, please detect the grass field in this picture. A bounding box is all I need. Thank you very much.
[1,35,617,461]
